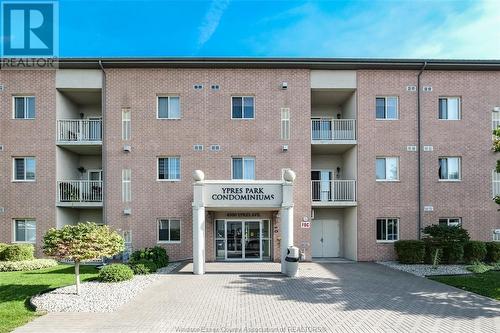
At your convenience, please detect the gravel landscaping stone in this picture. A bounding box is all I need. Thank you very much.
[31,262,182,313]
[378,261,472,277]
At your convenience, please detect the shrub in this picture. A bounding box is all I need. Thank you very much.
[129,260,157,275]
[442,242,464,264]
[496,160,500,173]
[424,240,442,264]
[466,262,493,274]
[98,264,134,282]
[485,242,500,263]
[131,246,169,268]
[422,224,470,244]
[3,244,34,261]
[394,240,425,264]
[463,241,487,263]
[0,243,9,260]
[0,259,58,272]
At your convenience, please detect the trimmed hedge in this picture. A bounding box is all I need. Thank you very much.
[424,240,443,264]
[442,242,464,264]
[486,242,500,263]
[0,243,8,260]
[394,240,425,264]
[130,246,169,268]
[463,241,487,263]
[0,259,58,272]
[2,244,34,261]
[129,260,157,275]
[98,264,134,282]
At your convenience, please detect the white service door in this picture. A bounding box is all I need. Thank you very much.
[311,220,340,258]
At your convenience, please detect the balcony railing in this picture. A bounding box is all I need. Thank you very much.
[493,171,500,197]
[57,180,103,203]
[311,119,356,141]
[311,180,356,203]
[57,119,102,142]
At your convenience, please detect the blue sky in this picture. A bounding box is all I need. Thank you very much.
[59,0,500,58]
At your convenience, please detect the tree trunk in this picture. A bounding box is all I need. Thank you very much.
[75,261,81,295]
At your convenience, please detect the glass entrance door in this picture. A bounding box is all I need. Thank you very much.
[244,221,261,259]
[226,221,243,259]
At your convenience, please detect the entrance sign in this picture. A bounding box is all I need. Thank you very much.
[203,183,282,208]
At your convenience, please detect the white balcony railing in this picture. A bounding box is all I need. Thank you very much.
[57,119,102,142]
[311,180,356,203]
[493,170,500,197]
[311,119,356,141]
[57,180,103,203]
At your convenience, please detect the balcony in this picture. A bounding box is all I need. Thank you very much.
[311,180,357,207]
[311,119,356,154]
[57,119,102,154]
[57,180,103,207]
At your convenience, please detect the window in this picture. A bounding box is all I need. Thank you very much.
[122,169,131,202]
[376,97,398,120]
[281,108,290,140]
[493,231,500,242]
[158,157,180,180]
[232,157,255,180]
[157,96,180,119]
[123,230,132,244]
[376,218,399,242]
[376,157,399,181]
[13,219,36,243]
[439,157,461,180]
[439,97,461,120]
[158,219,181,242]
[439,218,462,227]
[13,157,36,181]
[232,96,254,119]
[122,108,131,140]
[13,96,35,119]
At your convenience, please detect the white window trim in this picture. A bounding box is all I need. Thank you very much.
[157,218,181,244]
[231,156,256,180]
[122,169,131,202]
[12,157,36,182]
[438,96,462,121]
[157,157,181,182]
[12,96,35,120]
[122,108,131,140]
[376,218,400,243]
[439,217,462,227]
[375,96,399,120]
[375,157,400,182]
[156,95,181,120]
[231,96,255,120]
[281,108,290,140]
[12,219,36,244]
[123,230,132,244]
[438,157,462,182]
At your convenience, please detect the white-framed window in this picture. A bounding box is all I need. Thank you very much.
[232,96,254,119]
[158,218,181,243]
[439,218,462,227]
[13,96,35,119]
[376,218,399,242]
[13,219,36,243]
[232,157,255,180]
[376,157,399,181]
[13,157,36,181]
[439,97,461,120]
[281,108,290,140]
[493,231,500,242]
[158,157,180,181]
[157,96,180,119]
[122,108,131,140]
[376,96,398,120]
[439,157,461,181]
[122,169,131,202]
[123,230,132,244]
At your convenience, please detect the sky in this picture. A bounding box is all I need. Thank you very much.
[58,0,500,59]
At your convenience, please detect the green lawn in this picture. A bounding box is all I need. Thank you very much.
[0,264,99,333]
[430,271,500,300]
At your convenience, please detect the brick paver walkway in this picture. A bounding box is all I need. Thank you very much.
[15,262,500,333]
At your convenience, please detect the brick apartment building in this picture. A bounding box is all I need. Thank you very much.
[1,58,499,270]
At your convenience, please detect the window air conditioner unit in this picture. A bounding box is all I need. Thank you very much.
[493,107,500,112]
[123,208,132,215]
[123,145,131,152]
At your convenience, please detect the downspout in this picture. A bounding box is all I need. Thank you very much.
[417,61,427,239]
[98,60,107,224]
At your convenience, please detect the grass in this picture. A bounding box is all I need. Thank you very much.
[430,270,500,300]
[0,264,99,333]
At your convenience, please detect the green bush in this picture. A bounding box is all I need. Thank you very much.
[463,241,487,263]
[422,224,470,264]
[0,259,58,272]
[466,262,493,274]
[3,244,35,261]
[486,242,500,263]
[394,240,425,264]
[0,243,9,260]
[424,240,443,264]
[98,264,134,282]
[131,246,169,268]
[442,242,464,264]
[129,260,157,275]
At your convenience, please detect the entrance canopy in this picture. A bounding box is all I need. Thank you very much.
[192,169,296,275]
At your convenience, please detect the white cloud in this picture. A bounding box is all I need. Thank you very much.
[197,0,231,48]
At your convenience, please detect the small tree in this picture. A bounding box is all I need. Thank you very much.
[43,222,124,294]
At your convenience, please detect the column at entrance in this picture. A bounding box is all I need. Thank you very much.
[192,171,206,275]
[280,170,295,274]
